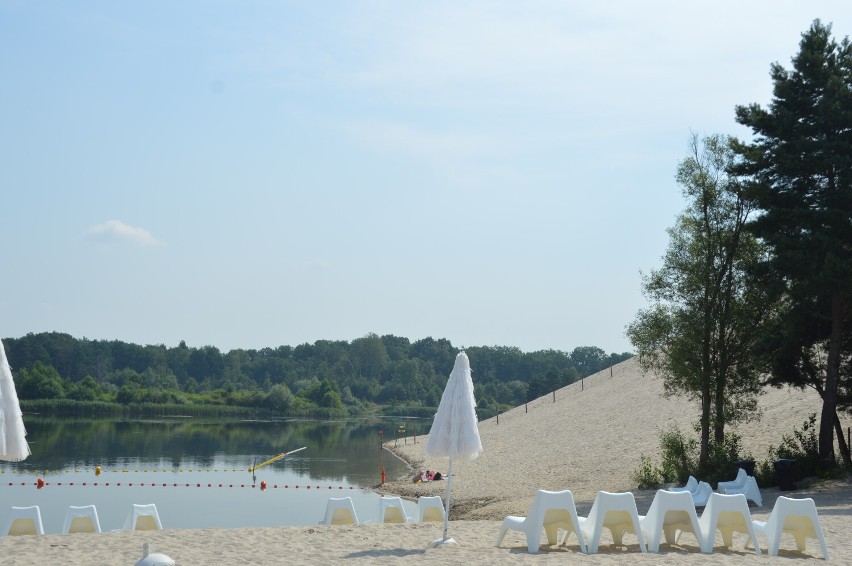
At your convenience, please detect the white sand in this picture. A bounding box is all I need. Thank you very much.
[0,357,848,564]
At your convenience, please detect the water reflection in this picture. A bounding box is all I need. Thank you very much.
[0,416,430,532]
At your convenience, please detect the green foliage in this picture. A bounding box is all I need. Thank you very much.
[658,427,698,484]
[632,455,663,490]
[756,414,841,484]
[17,361,65,399]
[734,19,852,465]
[628,133,774,471]
[4,331,630,418]
[639,426,749,487]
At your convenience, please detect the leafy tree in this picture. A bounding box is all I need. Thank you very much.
[569,346,607,375]
[264,383,294,412]
[17,361,65,399]
[349,333,389,380]
[627,133,775,472]
[734,20,852,466]
[68,375,102,401]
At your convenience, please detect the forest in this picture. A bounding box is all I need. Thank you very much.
[3,332,632,419]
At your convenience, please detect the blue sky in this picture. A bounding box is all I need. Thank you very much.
[2,2,850,355]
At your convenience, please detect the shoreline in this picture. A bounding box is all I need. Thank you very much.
[0,357,848,564]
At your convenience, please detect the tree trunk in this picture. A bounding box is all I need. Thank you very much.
[713,366,725,445]
[818,291,843,465]
[833,411,852,468]
[699,382,711,473]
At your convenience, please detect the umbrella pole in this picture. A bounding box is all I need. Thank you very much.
[442,456,454,542]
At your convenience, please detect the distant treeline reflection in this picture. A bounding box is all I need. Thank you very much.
[16,416,429,483]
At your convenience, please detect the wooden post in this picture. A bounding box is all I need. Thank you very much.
[496,412,499,424]
[552,390,556,403]
[610,366,613,377]
[582,379,584,391]
[525,403,528,413]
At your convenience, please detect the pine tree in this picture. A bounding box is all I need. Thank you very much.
[734,20,852,466]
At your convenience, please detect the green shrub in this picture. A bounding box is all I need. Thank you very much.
[632,454,663,489]
[642,426,748,487]
[759,413,840,483]
[658,427,698,484]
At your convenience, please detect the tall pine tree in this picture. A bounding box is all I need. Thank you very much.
[734,20,852,466]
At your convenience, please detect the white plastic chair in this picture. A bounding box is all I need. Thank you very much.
[717,468,747,492]
[63,505,102,534]
[698,493,760,554]
[379,496,409,524]
[577,491,646,554]
[692,481,713,507]
[670,476,698,493]
[3,506,44,536]
[123,503,163,531]
[752,496,828,559]
[720,475,763,507]
[670,476,712,506]
[638,489,703,552]
[496,489,586,554]
[320,497,359,525]
[418,496,445,523]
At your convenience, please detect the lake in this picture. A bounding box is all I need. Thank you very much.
[1,416,431,534]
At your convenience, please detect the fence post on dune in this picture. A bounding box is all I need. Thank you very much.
[496,413,499,424]
[552,391,555,403]
[525,403,528,413]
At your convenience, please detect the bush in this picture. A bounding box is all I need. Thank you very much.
[632,454,663,489]
[758,413,840,484]
[636,426,749,488]
[658,427,698,484]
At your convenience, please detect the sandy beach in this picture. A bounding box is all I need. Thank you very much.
[1,357,849,564]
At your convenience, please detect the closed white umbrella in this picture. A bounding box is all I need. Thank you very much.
[425,351,482,545]
[0,339,31,462]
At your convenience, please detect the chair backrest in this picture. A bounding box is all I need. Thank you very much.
[701,492,750,527]
[671,476,698,493]
[693,481,713,506]
[718,468,747,490]
[529,489,580,528]
[63,505,102,534]
[125,503,163,531]
[418,496,445,523]
[650,490,700,532]
[322,497,359,525]
[768,496,819,538]
[3,506,44,536]
[588,491,639,525]
[380,496,408,524]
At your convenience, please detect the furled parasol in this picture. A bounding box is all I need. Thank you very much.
[425,350,482,545]
[0,339,31,461]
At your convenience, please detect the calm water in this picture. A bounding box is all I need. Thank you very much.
[1,416,431,534]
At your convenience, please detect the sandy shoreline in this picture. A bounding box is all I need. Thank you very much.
[0,357,848,564]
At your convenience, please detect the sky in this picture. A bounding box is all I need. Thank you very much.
[2,1,851,355]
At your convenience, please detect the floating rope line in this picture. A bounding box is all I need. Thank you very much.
[5,481,358,490]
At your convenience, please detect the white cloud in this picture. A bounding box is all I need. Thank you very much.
[86,220,164,247]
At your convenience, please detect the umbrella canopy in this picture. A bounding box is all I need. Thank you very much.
[0,339,31,462]
[425,351,482,545]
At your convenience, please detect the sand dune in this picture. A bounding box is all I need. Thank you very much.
[383,356,849,520]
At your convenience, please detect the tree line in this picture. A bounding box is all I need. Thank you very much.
[2,331,631,418]
[628,20,852,474]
